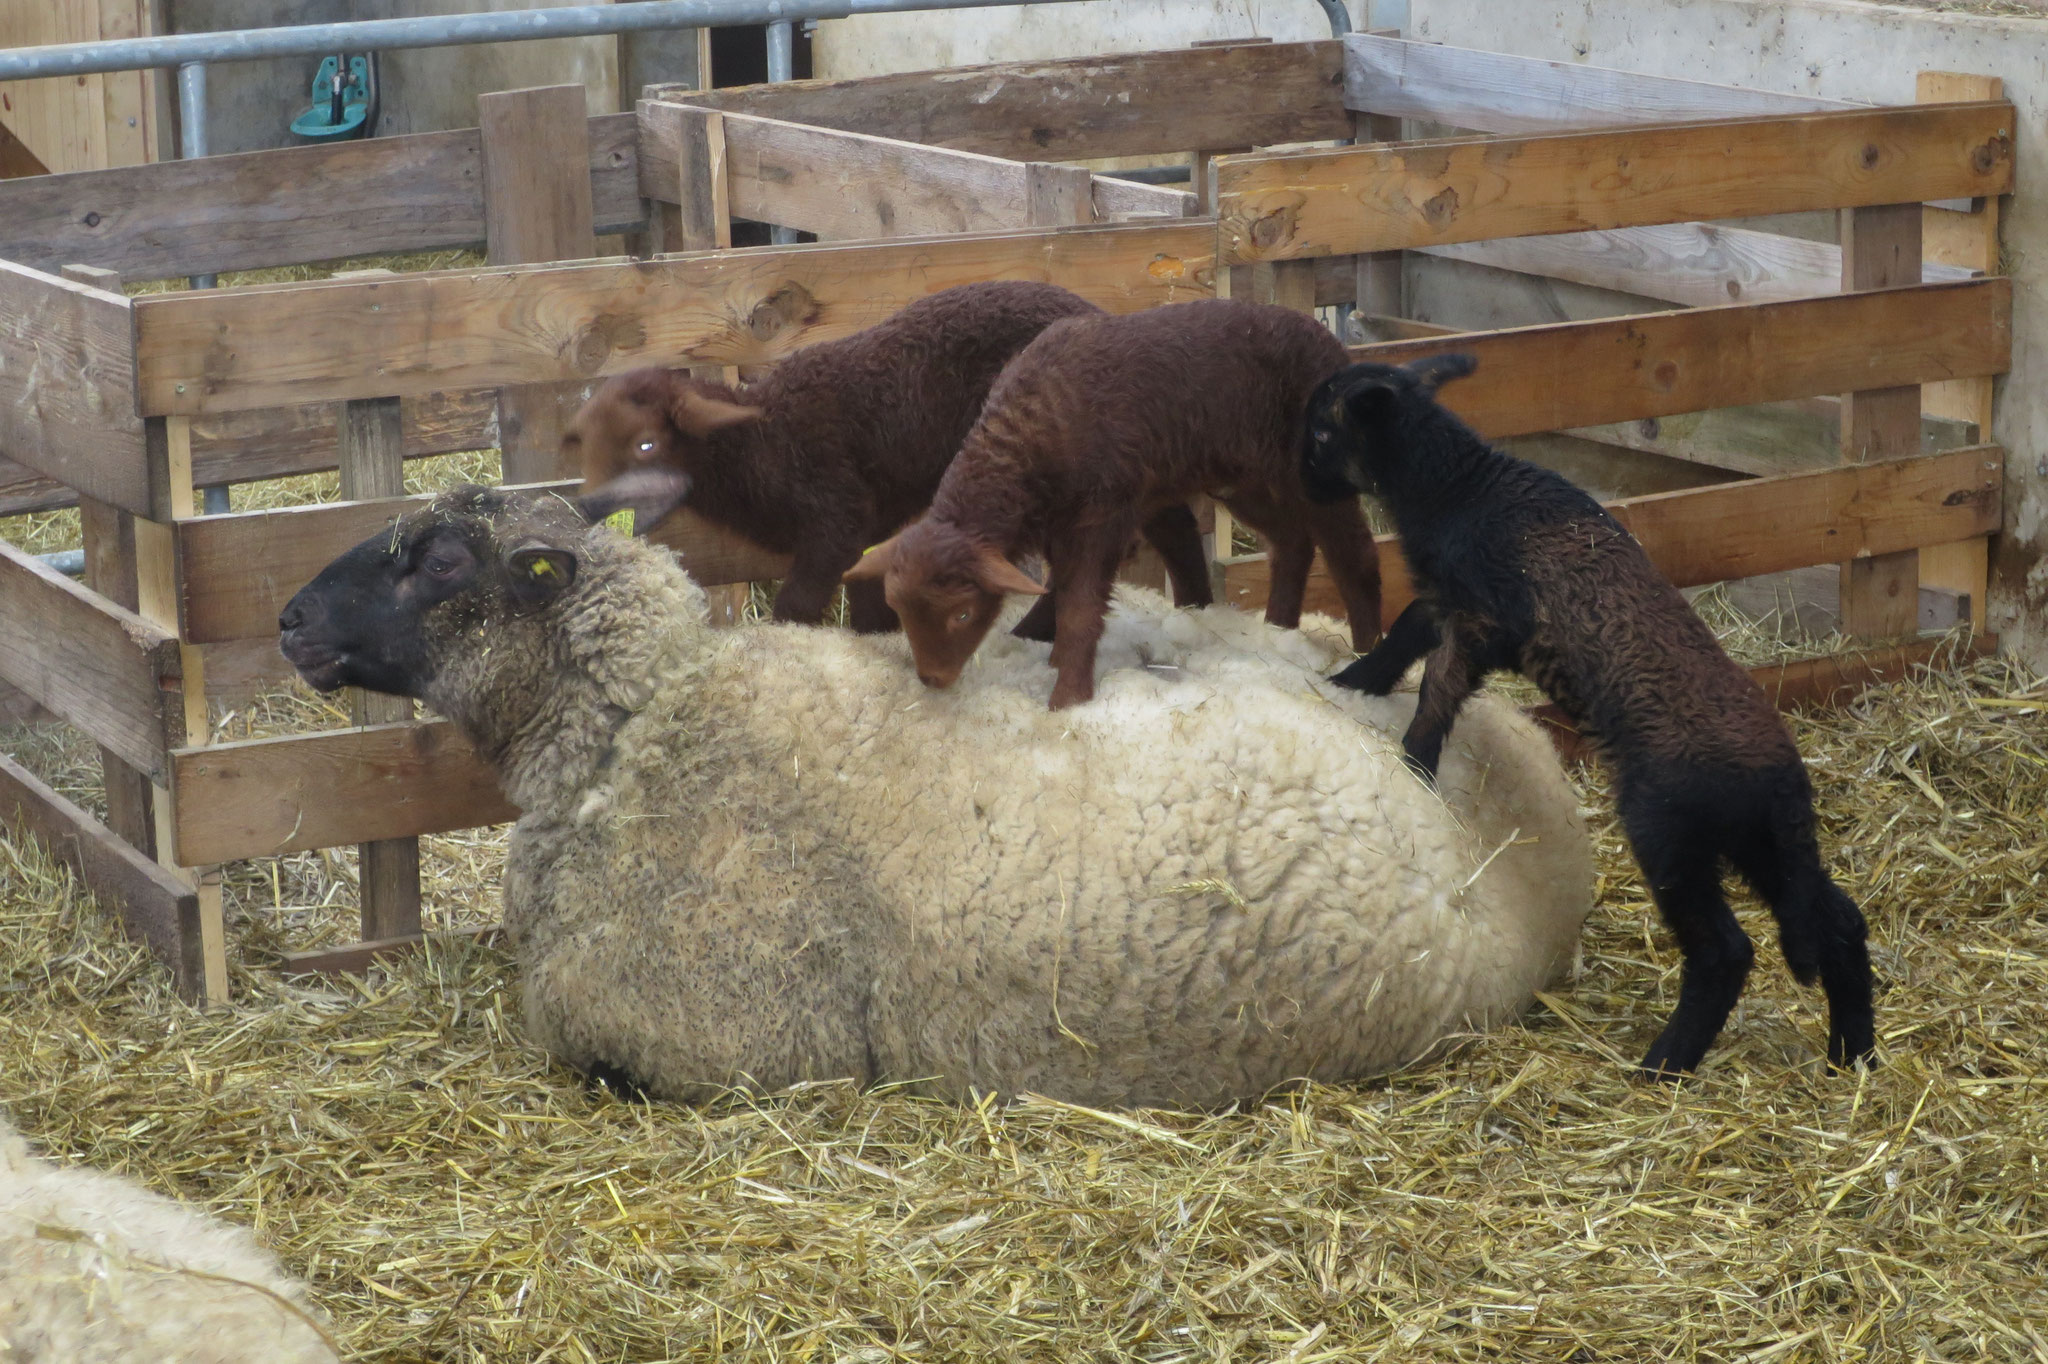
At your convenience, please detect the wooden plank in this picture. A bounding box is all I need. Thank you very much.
[0,257,149,514]
[170,721,518,866]
[1568,399,1976,480]
[1027,163,1096,228]
[482,86,598,486]
[0,112,642,282]
[0,534,183,779]
[1838,201,1925,641]
[1345,279,2007,442]
[132,219,1219,415]
[1343,34,1856,133]
[277,926,498,977]
[1223,446,2002,627]
[646,102,1040,240]
[0,751,202,1001]
[645,41,1352,162]
[338,395,424,942]
[0,113,50,179]
[1217,103,2015,265]
[178,483,790,644]
[1417,222,1976,310]
[1091,176,1198,222]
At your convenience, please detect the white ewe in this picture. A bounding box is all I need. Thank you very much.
[278,486,1593,1108]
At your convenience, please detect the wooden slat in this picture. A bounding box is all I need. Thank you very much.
[0,112,643,283]
[1224,446,2002,626]
[0,257,149,514]
[0,534,183,779]
[1343,34,1857,133]
[169,720,517,866]
[131,220,1219,415]
[177,483,791,644]
[0,752,202,1000]
[647,103,1039,239]
[0,113,49,179]
[1343,280,2008,442]
[646,41,1352,162]
[1217,103,2015,265]
[1417,222,1976,309]
[277,926,498,977]
[1092,176,1198,222]
[1568,400,1976,479]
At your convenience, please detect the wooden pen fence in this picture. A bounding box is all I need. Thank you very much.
[0,34,2012,1001]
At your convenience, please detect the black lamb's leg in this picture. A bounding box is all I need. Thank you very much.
[1625,792,1756,1080]
[1332,599,1439,695]
[1398,624,1480,784]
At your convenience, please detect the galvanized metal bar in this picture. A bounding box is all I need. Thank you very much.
[0,0,1099,82]
[765,18,799,245]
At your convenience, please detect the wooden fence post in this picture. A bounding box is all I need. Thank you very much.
[337,375,423,942]
[1917,71,2002,636]
[1838,201,1924,640]
[480,85,598,485]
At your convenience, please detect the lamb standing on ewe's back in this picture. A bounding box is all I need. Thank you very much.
[0,1111,339,1364]
[566,280,1213,633]
[278,485,1592,1108]
[845,298,1384,709]
[1299,354,1875,1078]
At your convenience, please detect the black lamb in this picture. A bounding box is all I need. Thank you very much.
[1298,353,1875,1079]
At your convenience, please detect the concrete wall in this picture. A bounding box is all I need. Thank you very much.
[1407,0,2048,663]
[812,0,1367,78]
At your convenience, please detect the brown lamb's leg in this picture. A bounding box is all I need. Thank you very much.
[771,546,855,626]
[1140,503,1214,608]
[1224,489,1313,630]
[1303,497,1384,650]
[1044,536,1124,710]
[1401,624,1484,784]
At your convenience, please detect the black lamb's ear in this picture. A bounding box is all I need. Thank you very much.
[1407,352,1478,394]
[504,540,578,613]
[1341,379,1402,427]
[575,466,692,535]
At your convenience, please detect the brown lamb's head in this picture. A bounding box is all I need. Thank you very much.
[843,520,1046,690]
[565,367,762,533]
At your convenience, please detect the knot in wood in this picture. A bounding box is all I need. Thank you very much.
[1973,134,2010,174]
[747,282,820,341]
[1250,210,1293,251]
[1859,143,1881,170]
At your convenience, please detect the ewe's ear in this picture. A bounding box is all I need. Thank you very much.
[1407,352,1478,395]
[971,548,1049,598]
[842,536,898,583]
[504,539,579,614]
[576,466,692,535]
[670,387,764,439]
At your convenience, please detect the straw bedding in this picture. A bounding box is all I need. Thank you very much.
[0,629,2043,1361]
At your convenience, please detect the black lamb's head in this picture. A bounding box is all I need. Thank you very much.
[277,484,589,702]
[1300,353,1479,503]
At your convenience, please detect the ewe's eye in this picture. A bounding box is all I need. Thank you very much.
[1315,430,1331,443]
[422,553,461,579]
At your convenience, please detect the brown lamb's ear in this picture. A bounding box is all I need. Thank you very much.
[971,547,1049,598]
[670,387,764,439]
[842,536,898,584]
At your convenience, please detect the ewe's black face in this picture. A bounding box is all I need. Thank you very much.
[1299,354,1480,504]
[278,486,581,701]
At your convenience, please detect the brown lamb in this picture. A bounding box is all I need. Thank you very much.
[567,280,1213,633]
[846,298,1383,709]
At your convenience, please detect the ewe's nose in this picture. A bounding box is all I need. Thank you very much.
[278,600,305,633]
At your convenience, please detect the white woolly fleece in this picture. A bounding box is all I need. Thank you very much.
[0,1113,337,1364]
[502,527,1595,1108]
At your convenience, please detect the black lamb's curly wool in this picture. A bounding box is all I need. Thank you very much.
[1300,354,1875,1079]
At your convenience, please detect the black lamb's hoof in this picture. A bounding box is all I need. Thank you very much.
[1636,1033,1701,1083]
[1826,1028,1879,1074]
[1399,752,1440,789]
[1330,657,1401,696]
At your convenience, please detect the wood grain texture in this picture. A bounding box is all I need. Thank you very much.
[1343,279,2008,442]
[0,533,183,779]
[179,483,791,644]
[0,257,149,513]
[0,114,49,179]
[1343,34,1856,132]
[1217,103,2015,264]
[1418,222,1975,309]
[170,720,517,866]
[0,752,202,1000]
[131,220,1219,415]
[1568,399,1976,479]
[1027,163,1096,228]
[1223,446,2002,627]
[0,111,642,282]
[1091,176,1198,222]
[645,41,1351,162]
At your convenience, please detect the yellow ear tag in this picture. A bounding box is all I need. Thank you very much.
[529,559,556,579]
[604,509,634,536]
